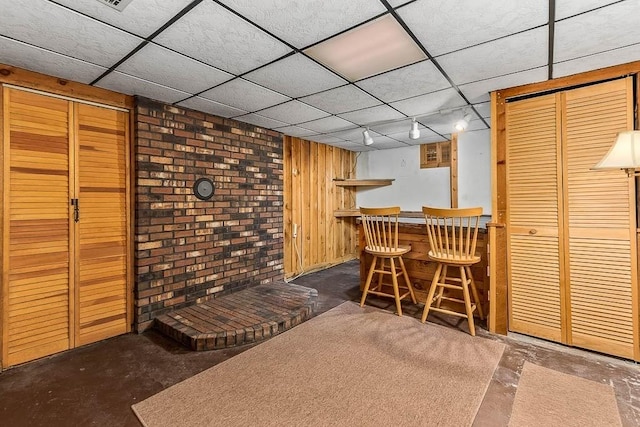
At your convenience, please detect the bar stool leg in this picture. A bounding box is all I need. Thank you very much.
[389,258,403,316]
[361,256,377,307]
[421,263,443,323]
[466,266,484,319]
[398,256,416,303]
[460,266,476,336]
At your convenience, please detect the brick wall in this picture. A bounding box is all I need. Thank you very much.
[134,97,284,331]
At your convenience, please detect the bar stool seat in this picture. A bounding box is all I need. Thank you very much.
[360,206,416,316]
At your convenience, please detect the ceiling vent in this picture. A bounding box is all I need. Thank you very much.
[95,0,134,12]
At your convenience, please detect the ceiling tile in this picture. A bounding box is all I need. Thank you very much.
[369,119,415,136]
[327,127,370,141]
[554,2,640,63]
[554,43,640,78]
[421,110,479,135]
[96,71,191,104]
[299,85,381,114]
[308,135,346,144]
[555,0,621,20]
[338,105,405,126]
[298,116,356,133]
[273,125,319,138]
[387,0,413,8]
[333,141,371,152]
[116,43,233,94]
[458,67,548,103]
[437,27,548,85]
[472,102,491,119]
[390,88,467,117]
[244,53,347,98]
[0,0,142,68]
[176,97,247,118]
[217,0,386,49]
[53,0,193,38]
[356,60,452,102]
[200,78,291,112]
[397,0,548,56]
[0,36,106,84]
[258,100,330,124]
[232,113,288,129]
[154,1,292,75]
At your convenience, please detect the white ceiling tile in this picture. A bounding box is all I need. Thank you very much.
[258,100,330,124]
[458,67,548,103]
[244,53,347,98]
[233,113,288,129]
[298,116,356,133]
[390,88,467,117]
[555,0,621,20]
[356,60,452,102]
[422,110,478,135]
[300,85,381,114]
[338,105,405,126]
[554,2,640,63]
[0,36,107,84]
[154,1,292,75]
[333,141,370,152]
[273,125,319,138]
[553,43,640,78]
[53,0,193,38]
[308,135,346,144]
[387,0,413,8]
[465,119,490,132]
[95,71,191,104]
[176,97,247,118]
[472,102,491,119]
[326,127,369,141]
[437,27,548,85]
[0,0,142,68]
[200,78,291,112]
[369,119,415,136]
[397,0,548,56]
[116,43,233,93]
[217,0,387,48]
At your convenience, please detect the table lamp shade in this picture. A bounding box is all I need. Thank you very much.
[593,131,640,170]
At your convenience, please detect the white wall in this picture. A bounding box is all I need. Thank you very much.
[356,128,491,213]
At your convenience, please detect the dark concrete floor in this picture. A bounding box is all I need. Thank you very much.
[1,259,639,426]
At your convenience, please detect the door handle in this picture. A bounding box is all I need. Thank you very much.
[70,198,80,223]
[529,229,537,235]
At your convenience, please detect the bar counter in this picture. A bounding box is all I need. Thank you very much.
[358,216,489,315]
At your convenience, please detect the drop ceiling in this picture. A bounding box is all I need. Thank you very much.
[1,0,639,151]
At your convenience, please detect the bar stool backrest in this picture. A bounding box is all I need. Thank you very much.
[360,206,401,253]
[422,206,483,261]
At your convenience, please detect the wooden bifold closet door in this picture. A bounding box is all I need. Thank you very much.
[506,78,638,360]
[2,87,130,367]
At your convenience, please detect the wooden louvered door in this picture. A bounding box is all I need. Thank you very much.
[506,77,638,360]
[506,94,565,342]
[2,89,74,366]
[76,103,129,346]
[2,87,130,367]
[563,78,637,359]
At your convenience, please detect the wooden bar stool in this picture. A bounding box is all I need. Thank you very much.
[421,206,484,335]
[360,206,416,316]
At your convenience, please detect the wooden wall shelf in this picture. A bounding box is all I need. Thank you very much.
[333,179,394,187]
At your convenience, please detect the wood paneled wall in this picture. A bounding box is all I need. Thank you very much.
[283,136,358,278]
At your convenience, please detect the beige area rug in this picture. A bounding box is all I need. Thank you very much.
[133,301,505,427]
[509,361,622,427]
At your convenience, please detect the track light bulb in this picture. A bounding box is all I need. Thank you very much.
[409,119,420,140]
[362,128,374,146]
[454,113,472,132]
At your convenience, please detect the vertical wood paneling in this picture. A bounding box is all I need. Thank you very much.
[283,136,357,277]
[4,88,71,366]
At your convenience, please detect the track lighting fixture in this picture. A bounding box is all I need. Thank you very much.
[454,113,472,132]
[362,128,374,146]
[409,118,420,140]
